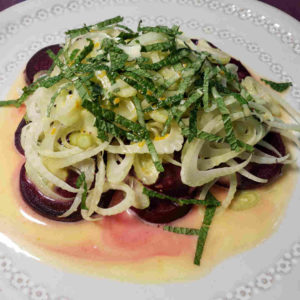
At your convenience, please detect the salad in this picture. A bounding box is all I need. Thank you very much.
[1,16,299,266]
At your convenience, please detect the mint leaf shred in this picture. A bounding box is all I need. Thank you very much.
[163,226,200,235]
[236,140,254,153]
[142,187,221,207]
[133,96,164,172]
[109,50,128,71]
[66,16,123,39]
[74,39,94,65]
[121,76,147,95]
[217,99,240,152]
[173,91,202,122]
[1,73,65,108]
[76,172,88,210]
[161,112,173,137]
[141,40,176,52]
[188,105,199,142]
[160,191,219,266]
[124,67,154,80]
[74,79,93,103]
[181,127,224,143]
[138,24,182,36]
[81,99,145,143]
[116,24,134,33]
[232,93,248,105]
[69,48,80,62]
[47,48,64,75]
[0,100,19,107]
[117,31,139,41]
[46,49,65,70]
[132,96,146,127]
[139,48,190,71]
[212,87,241,152]
[194,203,216,265]
[124,71,157,94]
[144,95,184,113]
[202,68,210,111]
[261,79,292,92]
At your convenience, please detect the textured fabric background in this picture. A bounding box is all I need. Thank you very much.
[0,0,299,20]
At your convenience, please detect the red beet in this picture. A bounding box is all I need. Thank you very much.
[98,190,119,208]
[229,57,251,81]
[130,164,194,224]
[55,169,79,199]
[19,164,82,222]
[131,198,192,224]
[218,132,286,190]
[148,164,193,197]
[191,39,199,45]
[15,118,27,155]
[25,44,62,85]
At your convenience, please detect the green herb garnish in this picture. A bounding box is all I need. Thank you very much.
[66,16,123,39]
[261,79,292,92]
[138,24,182,36]
[194,204,216,265]
[162,192,218,266]
[76,172,88,210]
[140,48,190,71]
[142,187,220,206]
[141,41,176,52]
[163,226,200,235]
[133,96,164,172]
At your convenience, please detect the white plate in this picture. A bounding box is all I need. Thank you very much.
[0,0,300,299]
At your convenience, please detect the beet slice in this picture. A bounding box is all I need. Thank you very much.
[98,186,192,224]
[97,190,118,209]
[131,198,192,224]
[99,188,191,224]
[191,39,199,45]
[218,132,286,190]
[15,118,27,155]
[96,186,192,224]
[100,188,191,224]
[25,44,62,85]
[55,169,79,199]
[19,164,82,222]
[229,57,251,81]
[148,163,193,197]
[130,164,194,224]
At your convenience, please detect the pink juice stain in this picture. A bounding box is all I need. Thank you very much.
[46,211,196,262]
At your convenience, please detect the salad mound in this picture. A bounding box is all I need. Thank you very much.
[2,16,299,266]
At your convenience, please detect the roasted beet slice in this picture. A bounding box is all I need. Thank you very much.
[229,57,251,81]
[218,132,286,190]
[129,163,194,224]
[148,163,193,197]
[25,44,62,85]
[99,189,189,224]
[97,190,118,208]
[55,169,79,199]
[131,198,192,224]
[101,189,192,224]
[20,164,82,222]
[15,118,27,155]
[191,39,199,45]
